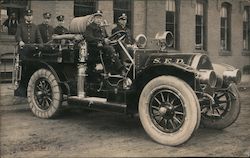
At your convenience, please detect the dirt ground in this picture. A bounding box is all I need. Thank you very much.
[0,87,249,157]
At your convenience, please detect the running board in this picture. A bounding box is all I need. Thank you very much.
[67,96,127,113]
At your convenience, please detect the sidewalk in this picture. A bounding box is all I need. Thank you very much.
[0,83,27,106]
[0,75,249,106]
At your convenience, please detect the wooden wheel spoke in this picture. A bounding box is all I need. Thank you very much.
[173,116,182,124]
[151,105,160,110]
[160,92,165,103]
[217,100,229,104]
[154,97,161,105]
[174,104,181,109]
[215,108,221,115]
[216,93,225,99]
[175,111,184,115]
[47,97,52,103]
[158,116,164,124]
[166,93,170,103]
[169,119,176,129]
[45,99,50,107]
[170,98,176,105]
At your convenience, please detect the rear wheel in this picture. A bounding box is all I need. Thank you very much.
[27,69,62,118]
[139,76,200,146]
[201,84,240,129]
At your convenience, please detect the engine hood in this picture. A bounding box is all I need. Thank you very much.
[135,50,213,70]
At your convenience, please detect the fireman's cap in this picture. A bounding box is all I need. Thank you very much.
[24,9,33,16]
[43,12,51,19]
[56,15,64,21]
[93,10,103,17]
[119,13,127,20]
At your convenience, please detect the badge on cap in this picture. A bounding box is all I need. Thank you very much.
[25,9,33,16]
[93,10,103,17]
[119,13,127,20]
[56,15,64,21]
[43,12,51,19]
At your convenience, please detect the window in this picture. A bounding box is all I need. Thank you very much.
[1,0,28,7]
[113,0,132,29]
[0,0,28,33]
[195,0,207,50]
[243,6,250,51]
[165,0,179,49]
[74,0,97,17]
[220,3,231,51]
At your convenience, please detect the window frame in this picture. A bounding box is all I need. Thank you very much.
[195,0,207,51]
[220,2,232,55]
[165,0,180,50]
[243,7,250,50]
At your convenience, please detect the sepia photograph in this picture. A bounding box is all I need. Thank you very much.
[0,0,249,157]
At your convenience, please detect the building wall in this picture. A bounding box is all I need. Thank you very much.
[206,0,250,70]
[179,0,196,53]
[133,0,147,36]
[142,0,249,70]
[207,0,221,59]
[145,0,166,49]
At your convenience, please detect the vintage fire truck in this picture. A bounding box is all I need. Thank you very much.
[12,15,241,146]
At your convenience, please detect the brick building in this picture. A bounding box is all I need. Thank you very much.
[0,0,250,73]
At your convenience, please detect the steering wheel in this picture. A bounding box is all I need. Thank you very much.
[108,30,127,45]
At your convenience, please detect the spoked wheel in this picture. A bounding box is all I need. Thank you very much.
[27,69,62,118]
[149,89,186,133]
[201,83,240,129]
[139,76,200,146]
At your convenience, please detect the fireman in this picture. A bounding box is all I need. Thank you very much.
[85,10,126,76]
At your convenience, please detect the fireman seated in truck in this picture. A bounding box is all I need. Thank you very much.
[85,10,127,76]
[112,13,135,64]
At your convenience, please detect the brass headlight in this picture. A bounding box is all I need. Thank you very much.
[135,34,147,48]
[223,69,241,84]
[197,69,217,88]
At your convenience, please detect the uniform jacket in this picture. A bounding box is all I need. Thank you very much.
[38,23,54,43]
[3,18,19,35]
[54,26,68,35]
[15,22,43,44]
[85,22,108,45]
[112,24,134,44]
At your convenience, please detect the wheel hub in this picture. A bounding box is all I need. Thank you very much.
[159,107,167,115]
[159,104,175,117]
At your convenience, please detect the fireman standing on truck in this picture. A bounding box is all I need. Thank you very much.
[14,9,43,96]
[38,12,54,43]
[54,15,68,35]
[15,9,43,46]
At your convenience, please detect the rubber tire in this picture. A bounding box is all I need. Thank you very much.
[201,83,240,129]
[139,76,200,146]
[27,69,62,119]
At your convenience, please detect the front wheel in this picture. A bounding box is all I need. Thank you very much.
[139,76,200,146]
[27,69,62,118]
[201,83,240,129]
